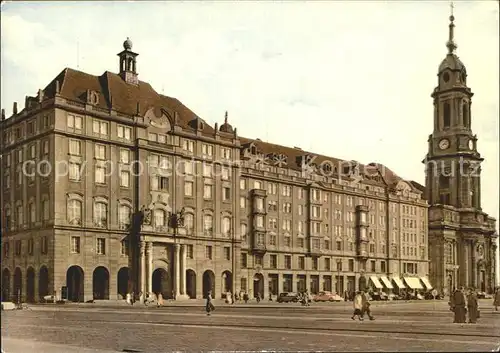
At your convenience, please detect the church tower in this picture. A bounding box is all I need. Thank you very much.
[425,5,497,294]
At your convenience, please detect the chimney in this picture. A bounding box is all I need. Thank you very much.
[55,80,60,94]
[234,127,237,137]
[1,109,5,121]
[38,89,44,102]
[174,111,179,125]
[214,122,218,131]
[136,102,140,115]
[13,102,18,114]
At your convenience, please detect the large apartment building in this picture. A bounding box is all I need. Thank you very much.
[0,38,431,303]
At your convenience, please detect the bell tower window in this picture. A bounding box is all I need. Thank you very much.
[443,102,450,128]
[462,102,470,128]
[117,37,139,85]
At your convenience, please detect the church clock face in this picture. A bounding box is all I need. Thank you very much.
[468,139,474,150]
[439,139,450,150]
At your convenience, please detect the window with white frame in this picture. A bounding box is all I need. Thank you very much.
[29,202,35,223]
[282,219,291,231]
[121,240,129,256]
[120,149,130,164]
[240,179,246,190]
[203,164,212,178]
[184,161,193,175]
[268,218,277,229]
[117,125,132,140]
[95,166,106,184]
[184,213,194,234]
[93,120,108,135]
[118,205,131,228]
[42,199,50,221]
[95,144,105,160]
[298,205,303,215]
[282,185,292,197]
[312,189,321,201]
[29,144,36,159]
[205,246,213,259]
[298,221,303,234]
[312,206,321,218]
[182,139,194,152]
[267,183,277,195]
[254,180,262,190]
[221,147,231,159]
[120,171,130,187]
[240,223,247,242]
[16,204,23,226]
[97,238,106,255]
[255,198,264,211]
[184,181,194,197]
[255,215,264,228]
[67,199,82,224]
[222,216,231,237]
[69,163,81,181]
[94,202,107,227]
[67,114,83,129]
[221,167,230,180]
[69,140,81,155]
[70,236,80,253]
[154,209,166,227]
[312,222,321,234]
[203,183,212,199]
[222,186,231,201]
[202,144,213,156]
[240,196,246,209]
[203,214,213,235]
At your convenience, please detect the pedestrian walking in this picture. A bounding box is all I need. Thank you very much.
[467,288,479,323]
[493,287,500,311]
[243,292,249,304]
[352,291,364,321]
[450,287,467,323]
[125,292,132,305]
[361,291,375,320]
[157,292,164,307]
[206,290,215,316]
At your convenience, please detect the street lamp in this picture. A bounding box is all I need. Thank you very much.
[336,258,342,295]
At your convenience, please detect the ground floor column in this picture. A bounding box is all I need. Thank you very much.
[181,245,187,295]
[278,274,283,295]
[174,244,180,298]
[146,242,153,294]
[139,241,146,295]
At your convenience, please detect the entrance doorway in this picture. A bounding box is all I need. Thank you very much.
[38,266,49,301]
[26,267,35,303]
[152,268,170,299]
[186,270,196,299]
[92,266,110,300]
[66,266,84,302]
[221,271,232,296]
[253,273,264,298]
[202,270,215,299]
[117,267,129,299]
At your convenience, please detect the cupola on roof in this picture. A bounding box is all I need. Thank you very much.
[219,111,233,133]
[123,37,133,50]
[438,5,466,74]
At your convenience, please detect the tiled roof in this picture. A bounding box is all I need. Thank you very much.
[43,68,214,134]
[41,67,412,190]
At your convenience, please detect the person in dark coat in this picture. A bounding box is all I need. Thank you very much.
[451,287,467,323]
[361,291,375,320]
[467,288,479,324]
[206,290,215,316]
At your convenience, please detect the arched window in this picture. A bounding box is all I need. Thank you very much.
[462,102,470,128]
[94,202,108,227]
[154,209,166,227]
[118,205,131,228]
[221,216,231,237]
[443,102,450,128]
[240,223,247,243]
[5,206,11,230]
[203,214,213,236]
[184,213,194,234]
[67,199,82,225]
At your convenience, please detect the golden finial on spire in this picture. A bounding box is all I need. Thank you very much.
[446,1,457,54]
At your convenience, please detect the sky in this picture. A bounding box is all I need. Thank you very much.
[1,1,499,280]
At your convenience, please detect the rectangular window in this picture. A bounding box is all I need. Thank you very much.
[95,166,106,184]
[270,254,277,269]
[221,147,231,159]
[324,258,331,271]
[121,240,128,256]
[69,140,81,155]
[240,196,246,209]
[205,246,213,260]
[224,247,230,260]
[202,144,213,156]
[41,236,48,254]
[120,149,130,164]
[298,256,305,269]
[69,163,81,181]
[312,257,318,270]
[284,255,292,269]
[42,140,49,155]
[120,171,130,187]
[240,179,246,190]
[27,239,34,255]
[93,121,108,135]
[203,183,212,199]
[184,181,194,197]
[15,240,22,256]
[97,238,106,255]
[348,259,354,272]
[67,114,83,129]
[241,253,248,268]
[29,144,36,159]
[94,144,106,160]
[117,125,132,140]
[222,186,231,201]
[71,236,80,254]
[203,164,212,178]
[187,245,194,259]
[221,167,230,180]
[184,161,193,175]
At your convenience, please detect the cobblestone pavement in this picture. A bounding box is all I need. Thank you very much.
[2,300,500,352]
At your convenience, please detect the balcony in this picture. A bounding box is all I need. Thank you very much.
[252,242,267,255]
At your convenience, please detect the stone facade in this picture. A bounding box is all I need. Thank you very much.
[1,39,431,303]
[424,14,498,294]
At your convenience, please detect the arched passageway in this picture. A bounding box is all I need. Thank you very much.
[13,268,22,303]
[2,269,10,301]
[117,267,129,299]
[66,266,84,302]
[38,266,49,301]
[221,270,233,297]
[186,269,196,299]
[93,266,110,300]
[202,270,215,299]
[253,273,264,299]
[152,268,170,299]
[26,267,35,303]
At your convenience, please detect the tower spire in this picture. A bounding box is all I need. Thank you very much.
[446,2,457,54]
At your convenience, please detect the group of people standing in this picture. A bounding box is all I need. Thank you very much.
[449,287,480,323]
[352,291,375,321]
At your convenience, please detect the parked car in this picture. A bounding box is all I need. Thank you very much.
[277,292,300,303]
[477,292,492,299]
[313,291,343,302]
[371,292,389,301]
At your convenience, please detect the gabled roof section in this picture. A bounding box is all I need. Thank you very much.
[42,67,214,134]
